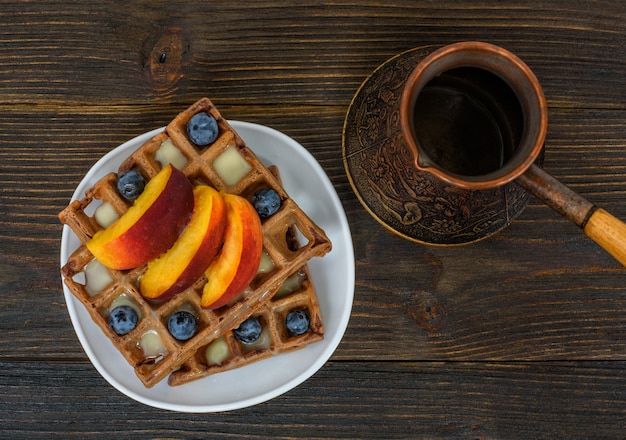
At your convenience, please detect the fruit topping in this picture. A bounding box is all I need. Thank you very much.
[87,165,194,270]
[256,251,275,275]
[252,188,281,218]
[84,259,114,296]
[187,112,219,146]
[140,329,167,361]
[233,316,262,344]
[201,193,263,309]
[108,305,138,335]
[94,201,119,228]
[117,169,145,201]
[167,310,198,341]
[274,270,306,299]
[155,138,188,170]
[213,146,252,185]
[205,337,230,366]
[285,309,310,336]
[140,185,227,300]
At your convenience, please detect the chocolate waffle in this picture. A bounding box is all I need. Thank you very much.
[168,201,324,386]
[59,98,331,388]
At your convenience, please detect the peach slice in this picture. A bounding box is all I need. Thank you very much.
[140,185,228,300]
[201,193,263,309]
[86,165,193,270]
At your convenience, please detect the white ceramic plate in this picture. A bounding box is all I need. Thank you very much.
[60,121,354,412]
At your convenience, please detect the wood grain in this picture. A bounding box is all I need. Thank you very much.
[0,361,624,439]
[0,1,624,107]
[584,208,626,266]
[1,0,626,437]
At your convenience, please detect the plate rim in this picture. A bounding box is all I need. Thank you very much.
[60,121,354,412]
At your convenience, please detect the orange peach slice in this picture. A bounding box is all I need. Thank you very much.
[201,193,263,309]
[140,185,228,300]
[86,165,193,270]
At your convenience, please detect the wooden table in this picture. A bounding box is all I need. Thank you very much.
[2,1,626,437]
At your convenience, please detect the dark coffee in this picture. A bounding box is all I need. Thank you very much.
[412,67,523,177]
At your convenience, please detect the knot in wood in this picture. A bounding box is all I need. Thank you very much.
[149,27,184,91]
[406,291,447,332]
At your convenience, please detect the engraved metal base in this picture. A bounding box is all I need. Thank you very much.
[342,46,532,245]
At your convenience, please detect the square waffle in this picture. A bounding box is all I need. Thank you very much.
[168,187,325,386]
[59,98,331,387]
[169,263,323,386]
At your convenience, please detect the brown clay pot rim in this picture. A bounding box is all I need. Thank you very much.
[399,41,548,190]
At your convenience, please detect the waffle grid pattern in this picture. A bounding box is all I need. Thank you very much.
[59,98,331,387]
[169,262,324,386]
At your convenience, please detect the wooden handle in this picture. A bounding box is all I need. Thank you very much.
[517,165,626,267]
[583,208,626,266]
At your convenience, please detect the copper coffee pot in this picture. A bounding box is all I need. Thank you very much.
[400,42,626,266]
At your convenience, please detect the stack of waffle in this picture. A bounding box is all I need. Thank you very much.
[59,98,331,388]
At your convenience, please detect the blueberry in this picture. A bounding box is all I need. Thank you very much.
[233,316,262,344]
[187,112,219,146]
[252,188,281,218]
[108,306,138,335]
[285,309,310,336]
[168,311,198,341]
[117,169,145,201]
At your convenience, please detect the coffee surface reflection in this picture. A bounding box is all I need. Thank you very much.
[412,67,523,177]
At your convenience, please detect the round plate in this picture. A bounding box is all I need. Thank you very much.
[342,46,531,245]
[60,121,355,412]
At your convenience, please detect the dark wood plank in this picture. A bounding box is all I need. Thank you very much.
[1,360,625,439]
[2,0,626,436]
[2,105,626,362]
[0,1,624,108]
